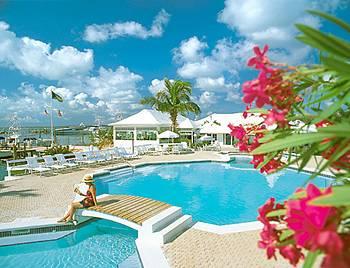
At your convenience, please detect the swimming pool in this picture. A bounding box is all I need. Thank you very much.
[0,220,139,268]
[96,158,330,225]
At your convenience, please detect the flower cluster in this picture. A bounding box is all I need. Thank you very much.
[257,197,304,266]
[258,184,350,267]
[230,43,350,267]
[243,45,301,127]
[228,122,283,174]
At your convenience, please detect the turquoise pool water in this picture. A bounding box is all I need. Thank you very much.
[96,158,331,225]
[0,220,138,268]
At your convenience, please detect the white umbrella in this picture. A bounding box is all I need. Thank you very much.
[198,135,214,142]
[158,130,179,139]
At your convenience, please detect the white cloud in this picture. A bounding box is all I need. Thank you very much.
[195,77,239,92]
[84,66,143,113]
[173,37,249,107]
[0,21,93,80]
[199,91,218,106]
[173,36,208,63]
[0,65,144,125]
[218,0,343,64]
[84,9,170,43]
[175,37,253,80]
[148,78,174,95]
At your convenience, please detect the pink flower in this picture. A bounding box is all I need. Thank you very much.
[251,154,264,169]
[286,184,343,255]
[257,197,276,224]
[264,109,287,126]
[279,245,304,266]
[261,159,283,174]
[228,124,246,140]
[242,79,270,108]
[243,110,248,119]
[258,223,279,260]
[321,234,350,268]
[248,45,269,70]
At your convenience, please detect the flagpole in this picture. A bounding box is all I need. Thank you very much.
[50,92,54,147]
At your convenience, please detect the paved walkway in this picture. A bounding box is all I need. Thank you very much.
[0,151,222,222]
[163,229,291,268]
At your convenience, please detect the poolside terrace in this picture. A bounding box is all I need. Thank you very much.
[0,150,324,267]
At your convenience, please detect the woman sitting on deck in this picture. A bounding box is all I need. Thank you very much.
[58,174,97,224]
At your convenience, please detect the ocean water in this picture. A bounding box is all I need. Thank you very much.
[96,158,331,225]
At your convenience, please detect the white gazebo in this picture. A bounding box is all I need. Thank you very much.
[109,109,196,148]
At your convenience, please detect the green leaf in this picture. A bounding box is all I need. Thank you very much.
[322,56,350,77]
[308,10,350,33]
[317,123,350,137]
[310,186,350,206]
[276,238,294,247]
[311,90,350,123]
[279,230,294,241]
[303,250,321,268]
[290,190,306,200]
[252,133,333,154]
[296,24,350,58]
[266,209,287,217]
[298,143,320,172]
[246,108,269,114]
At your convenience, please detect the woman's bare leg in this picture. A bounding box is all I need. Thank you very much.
[65,202,83,221]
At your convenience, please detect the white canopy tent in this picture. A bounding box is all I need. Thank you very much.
[198,135,214,142]
[158,130,179,139]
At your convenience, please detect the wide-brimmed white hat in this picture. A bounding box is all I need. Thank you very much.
[82,174,94,183]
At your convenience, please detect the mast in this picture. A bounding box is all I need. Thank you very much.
[50,92,54,147]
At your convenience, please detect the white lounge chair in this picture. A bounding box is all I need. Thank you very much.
[161,144,169,155]
[42,155,67,171]
[26,157,51,176]
[73,152,96,166]
[88,151,108,164]
[117,147,139,159]
[180,142,194,153]
[105,149,120,163]
[55,154,78,169]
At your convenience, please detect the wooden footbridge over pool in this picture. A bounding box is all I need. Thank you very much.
[79,194,175,230]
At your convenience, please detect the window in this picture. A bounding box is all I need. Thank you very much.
[136,130,157,140]
[225,134,232,145]
[115,129,134,140]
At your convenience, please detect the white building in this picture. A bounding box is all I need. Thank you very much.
[109,109,263,148]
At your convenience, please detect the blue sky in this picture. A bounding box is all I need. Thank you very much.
[0,0,349,126]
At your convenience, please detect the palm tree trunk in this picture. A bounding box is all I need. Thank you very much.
[170,112,178,132]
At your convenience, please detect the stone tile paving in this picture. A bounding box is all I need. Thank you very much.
[163,229,292,268]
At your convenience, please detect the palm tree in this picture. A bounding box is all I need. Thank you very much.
[140,79,201,131]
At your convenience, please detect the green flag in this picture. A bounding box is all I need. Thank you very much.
[51,90,63,102]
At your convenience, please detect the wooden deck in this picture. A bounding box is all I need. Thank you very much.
[87,195,171,225]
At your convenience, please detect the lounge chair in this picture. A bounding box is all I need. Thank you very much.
[86,151,107,164]
[55,154,79,169]
[180,142,194,153]
[26,157,51,176]
[73,152,96,166]
[42,155,67,171]
[105,149,121,162]
[161,144,169,155]
[117,147,139,159]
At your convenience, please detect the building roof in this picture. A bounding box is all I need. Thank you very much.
[109,109,191,128]
[110,109,264,133]
[197,113,264,134]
